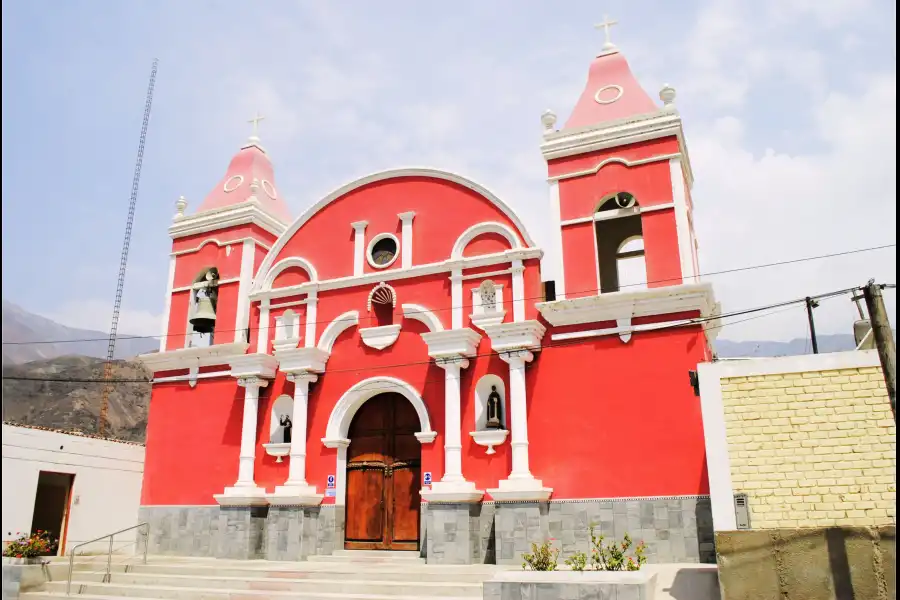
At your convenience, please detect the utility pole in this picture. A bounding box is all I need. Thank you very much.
[805,297,819,354]
[863,280,896,422]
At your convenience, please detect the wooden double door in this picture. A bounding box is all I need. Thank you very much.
[345,393,422,550]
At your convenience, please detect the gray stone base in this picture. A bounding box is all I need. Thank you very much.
[140,504,345,561]
[483,571,658,600]
[423,503,495,565]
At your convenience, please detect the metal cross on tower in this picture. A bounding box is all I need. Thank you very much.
[594,15,619,51]
[248,111,265,138]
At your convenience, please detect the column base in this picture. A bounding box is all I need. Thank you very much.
[214,485,268,507]
[422,480,484,503]
[487,477,552,502]
[267,484,324,506]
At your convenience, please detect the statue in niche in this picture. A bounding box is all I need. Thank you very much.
[279,414,293,444]
[485,386,503,429]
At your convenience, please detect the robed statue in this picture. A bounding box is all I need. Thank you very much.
[279,414,293,444]
[485,386,503,429]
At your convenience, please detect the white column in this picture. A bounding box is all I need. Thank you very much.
[450,267,464,329]
[512,259,526,322]
[234,377,268,487]
[158,255,177,352]
[284,372,317,486]
[505,351,533,478]
[233,239,256,343]
[669,157,698,283]
[256,299,270,354]
[351,221,368,276]
[546,181,566,299]
[398,211,416,269]
[438,357,467,483]
[304,288,318,348]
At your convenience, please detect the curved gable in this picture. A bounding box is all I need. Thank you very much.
[253,168,534,289]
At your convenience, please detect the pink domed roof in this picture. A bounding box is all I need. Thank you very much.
[563,49,659,130]
[195,137,292,224]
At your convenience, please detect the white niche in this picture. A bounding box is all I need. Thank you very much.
[263,394,293,462]
[469,374,508,454]
[272,309,302,352]
[470,280,506,330]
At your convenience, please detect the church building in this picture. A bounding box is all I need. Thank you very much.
[138,25,721,565]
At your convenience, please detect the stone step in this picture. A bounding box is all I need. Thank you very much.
[28,582,479,600]
[122,563,501,581]
[52,571,484,596]
[307,554,424,564]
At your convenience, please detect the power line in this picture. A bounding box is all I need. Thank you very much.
[2,243,893,348]
[0,289,845,385]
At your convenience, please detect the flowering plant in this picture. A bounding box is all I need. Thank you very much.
[3,530,58,558]
[522,538,560,571]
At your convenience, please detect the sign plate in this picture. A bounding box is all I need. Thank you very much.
[423,472,433,485]
[327,474,336,489]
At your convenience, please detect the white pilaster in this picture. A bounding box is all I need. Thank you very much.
[487,350,552,501]
[669,158,697,283]
[213,376,269,505]
[268,371,323,506]
[304,288,318,348]
[422,356,483,503]
[351,221,368,276]
[159,255,177,352]
[398,211,416,269]
[234,239,256,343]
[450,266,464,329]
[546,181,567,299]
[512,259,526,322]
[256,299,270,354]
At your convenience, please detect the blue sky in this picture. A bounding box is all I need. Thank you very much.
[2,0,896,342]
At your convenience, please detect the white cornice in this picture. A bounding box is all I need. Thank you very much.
[482,320,546,353]
[249,247,543,301]
[137,342,250,373]
[421,328,482,359]
[541,111,694,188]
[229,353,278,379]
[536,283,717,327]
[169,200,288,240]
[171,237,271,257]
[275,347,330,373]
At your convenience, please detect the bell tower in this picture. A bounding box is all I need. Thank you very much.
[539,17,700,302]
[158,116,292,352]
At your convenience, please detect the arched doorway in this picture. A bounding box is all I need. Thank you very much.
[344,392,422,550]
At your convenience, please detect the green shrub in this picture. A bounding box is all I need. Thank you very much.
[522,538,560,571]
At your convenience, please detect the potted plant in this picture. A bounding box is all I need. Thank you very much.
[2,530,59,565]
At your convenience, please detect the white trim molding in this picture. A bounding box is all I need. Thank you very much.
[548,153,681,183]
[317,311,360,353]
[253,167,537,286]
[482,321,546,353]
[545,181,566,299]
[450,221,523,259]
[229,353,278,379]
[421,328,482,359]
[275,346,330,373]
[669,157,697,283]
[138,342,250,373]
[698,350,882,532]
[351,220,368,277]
[159,255,177,353]
[398,211,416,269]
[169,199,287,240]
[366,232,401,269]
[260,256,319,290]
[536,282,717,327]
[401,303,445,332]
[234,239,256,343]
[170,237,271,257]
[560,202,675,228]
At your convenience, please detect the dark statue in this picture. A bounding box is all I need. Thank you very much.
[279,414,293,444]
[485,386,503,429]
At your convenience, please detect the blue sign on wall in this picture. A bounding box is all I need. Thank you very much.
[327,474,336,489]
[325,489,336,498]
[423,472,433,485]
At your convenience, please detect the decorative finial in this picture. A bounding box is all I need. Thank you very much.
[541,109,557,135]
[174,196,188,220]
[247,111,265,142]
[659,84,677,110]
[594,15,619,52]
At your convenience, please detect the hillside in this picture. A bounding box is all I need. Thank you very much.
[1,355,150,442]
[2,299,158,364]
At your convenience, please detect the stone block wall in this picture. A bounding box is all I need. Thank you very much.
[423,503,495,564]
[721,364,896,528]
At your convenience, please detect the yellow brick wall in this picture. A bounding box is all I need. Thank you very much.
[722,366,896,528]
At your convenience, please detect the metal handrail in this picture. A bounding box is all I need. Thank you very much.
[66,522,149,596]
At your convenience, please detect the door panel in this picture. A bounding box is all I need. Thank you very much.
[390,461,421,546]
[345,465,385,544]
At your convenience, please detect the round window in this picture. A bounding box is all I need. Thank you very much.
[368,235,399,268]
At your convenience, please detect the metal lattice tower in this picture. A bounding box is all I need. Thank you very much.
[99,59,158,437]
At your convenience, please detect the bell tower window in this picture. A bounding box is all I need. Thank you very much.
[594,193,645,294]
[187,267,219,348]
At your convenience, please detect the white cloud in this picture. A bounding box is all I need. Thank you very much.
[42,299,163,338]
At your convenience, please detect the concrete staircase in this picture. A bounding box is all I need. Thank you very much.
[23,551,502,599]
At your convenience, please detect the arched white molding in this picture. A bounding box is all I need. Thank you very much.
[367,282,398,311]
[259,256,319,290]
[269,394,294,443]
[450,222,523,260]
[253,168,536,289]
[401,303,444,332]
[547,153,682,183]
[323,376,435,444]
[316,311,359,353]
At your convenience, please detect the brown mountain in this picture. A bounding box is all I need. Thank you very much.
[1,356,150,442]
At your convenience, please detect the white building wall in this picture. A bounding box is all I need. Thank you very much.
[1,424,145,555]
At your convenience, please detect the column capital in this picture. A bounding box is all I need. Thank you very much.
[499,350,534,366]
[397,211,416,223]
[351,220,369,232]
[237,376,270,389]
[286,371,319,384]
[435,356,470,370]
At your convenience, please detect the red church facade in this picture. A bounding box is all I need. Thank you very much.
[138,37,720,565]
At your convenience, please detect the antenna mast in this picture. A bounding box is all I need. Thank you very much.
[99,59,158,437]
